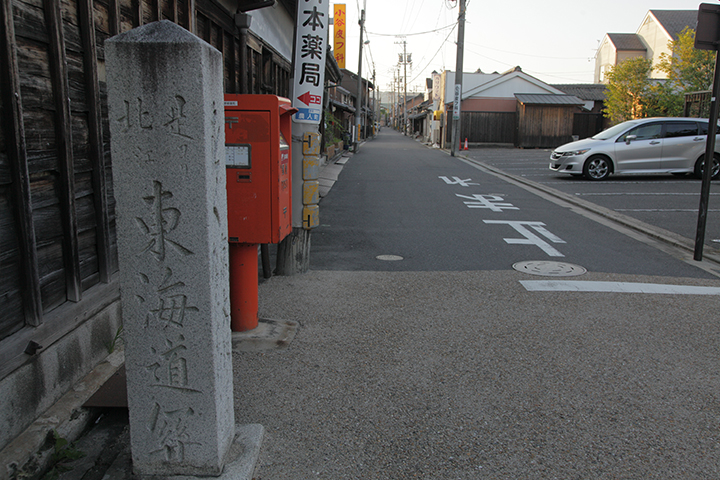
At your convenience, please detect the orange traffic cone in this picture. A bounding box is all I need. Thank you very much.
[463,138,469,150]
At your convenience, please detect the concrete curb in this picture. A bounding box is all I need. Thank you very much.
[0,349,125,480]
[232,318,299,352]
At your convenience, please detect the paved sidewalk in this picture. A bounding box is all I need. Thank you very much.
[242,268,720,479]
[319,151,351,199]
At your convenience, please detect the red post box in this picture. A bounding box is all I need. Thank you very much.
[224,94,296,331]
[225,94,295,243]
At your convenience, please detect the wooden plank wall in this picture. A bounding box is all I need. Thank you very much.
[0,0,290,345]
[518,105,575,149]
[572,112,604,140]
[445,112,517,145]
[462,112,517,144]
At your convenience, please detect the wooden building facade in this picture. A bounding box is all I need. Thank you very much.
[0,0,296,454]
[515,94,584,149]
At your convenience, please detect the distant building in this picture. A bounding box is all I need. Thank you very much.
[439,67,585,148]
[594,10,697,83]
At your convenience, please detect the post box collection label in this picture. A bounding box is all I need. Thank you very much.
[226,144,251,168]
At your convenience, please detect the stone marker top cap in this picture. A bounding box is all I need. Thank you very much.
[107,19,213,49]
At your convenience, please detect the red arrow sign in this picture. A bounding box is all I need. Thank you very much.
[297,91,321,106]
[297,91,312,106]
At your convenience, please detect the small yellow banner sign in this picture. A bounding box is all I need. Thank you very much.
[333,4,346,68]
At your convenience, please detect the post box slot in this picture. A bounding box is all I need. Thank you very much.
[236,171,251,182]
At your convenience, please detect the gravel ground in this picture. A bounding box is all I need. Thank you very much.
[234,269,720,479]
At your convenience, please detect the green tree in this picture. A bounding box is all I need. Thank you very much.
[642,81,684,117]
[604,57,654,123]
[605,28,715,123]
[656,27,715,93]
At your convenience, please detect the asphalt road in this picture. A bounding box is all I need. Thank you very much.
[312,129,720,279]
[462,146,720,248]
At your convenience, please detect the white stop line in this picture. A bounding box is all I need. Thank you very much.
[520,280,720,295]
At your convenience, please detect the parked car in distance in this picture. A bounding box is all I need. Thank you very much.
[549,117,720,181]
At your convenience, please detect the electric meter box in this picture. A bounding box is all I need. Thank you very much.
[224,94,296,244]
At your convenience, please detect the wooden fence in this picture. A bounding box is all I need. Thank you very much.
[517,105,575,148]
[446,112,517,145]
[572,112,605,140]
[684,90,711,118]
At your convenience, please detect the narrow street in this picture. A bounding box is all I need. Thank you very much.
[313,129,720,279]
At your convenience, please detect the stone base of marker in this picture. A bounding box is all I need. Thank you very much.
[232,318,298,352]
[104,424,263,480]
[155,425,263,480]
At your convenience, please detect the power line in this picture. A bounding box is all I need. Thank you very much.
[366,23,456,37]
[461,48,592,82]
[465,41,589,60]
[406,0,429,35]
[407,23,457,85]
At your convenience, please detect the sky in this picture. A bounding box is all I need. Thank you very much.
[333,0,711,94]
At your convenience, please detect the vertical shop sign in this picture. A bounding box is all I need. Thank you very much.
[292,0,329,124]
[333,4,346,68]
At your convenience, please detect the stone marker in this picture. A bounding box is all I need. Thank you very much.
[105,21,239,476]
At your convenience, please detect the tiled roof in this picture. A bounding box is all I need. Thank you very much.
[607,33,646,51]
[650,10,697,40]
[515,94,584,106]
[551,84,607,101]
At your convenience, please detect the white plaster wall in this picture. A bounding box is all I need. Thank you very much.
[637,14,672,79]
[249,4,294,61]
[215,0,294,61]
[617,50,647,64]
[443,72,499,103]
[594,36,616,83]
[479,76,558,97]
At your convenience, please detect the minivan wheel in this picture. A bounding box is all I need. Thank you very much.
[694,154,720,180]
[583,156,611,180]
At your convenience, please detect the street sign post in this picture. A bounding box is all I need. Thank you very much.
[453,84,461,121]
[693,3,720,260]
[291,0,329,124]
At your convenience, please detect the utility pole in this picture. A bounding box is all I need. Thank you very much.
[396,38,411,135]
[393,68,398,130]
[372,68,376,135]
[365,72,369,135]
[389,74,394,129]
[450,0,466,157]
[354,1,366,151]
[397,65,401,131]
[403,43,408,135]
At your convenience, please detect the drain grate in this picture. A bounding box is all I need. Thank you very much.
[513,260,587,277]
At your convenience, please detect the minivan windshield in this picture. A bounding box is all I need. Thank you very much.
[592,120,641,141]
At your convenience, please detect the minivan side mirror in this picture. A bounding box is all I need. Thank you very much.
[625,134,637,145]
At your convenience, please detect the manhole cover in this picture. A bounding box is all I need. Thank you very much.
[513,260,587,277]
[376,254,404,261]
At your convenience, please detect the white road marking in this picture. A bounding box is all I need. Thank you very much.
[484,220,565,257]
[520,280,720,295]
